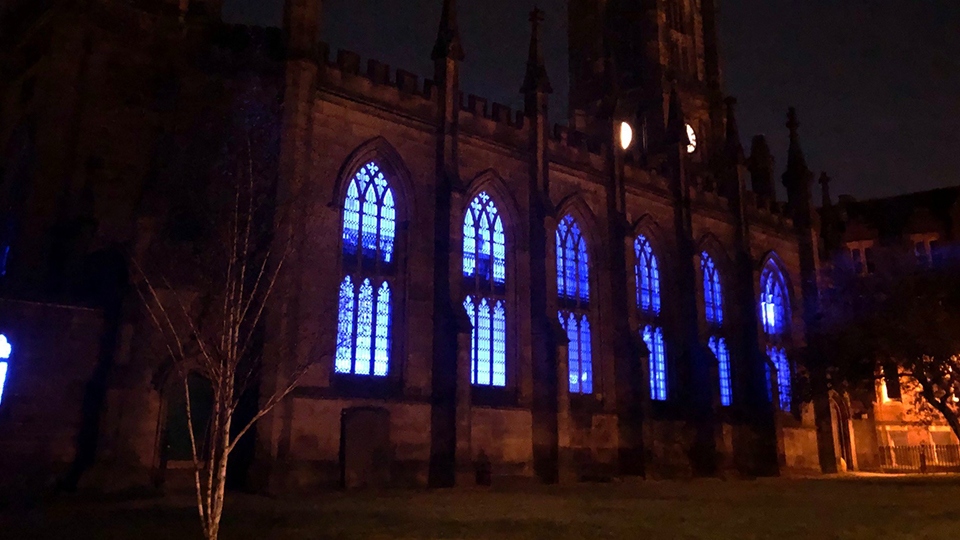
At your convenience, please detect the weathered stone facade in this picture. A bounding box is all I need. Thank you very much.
[0,0,836,493]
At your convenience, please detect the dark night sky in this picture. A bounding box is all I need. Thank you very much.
[223,0,960,201]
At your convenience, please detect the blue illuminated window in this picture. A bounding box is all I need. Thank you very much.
[634,236,660,315]
[701,252,730,404]
[336,162,396,377]
[557,215,592,394]
[709,336,732,406]
[557,215,589,303]
[0,334,10,406]
[766,346,792,412]
[701,252,722,325]
[644,325,667,401]
[342,162,396,264]
[463,192,505,285]
[464,297,507,386]
[463,193,508,387]
[761,260,791,411]
[560,313,593,394]
[635,235,666,400]
[760,262,788,337]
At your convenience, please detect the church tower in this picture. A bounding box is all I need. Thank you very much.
[568,0,723,160]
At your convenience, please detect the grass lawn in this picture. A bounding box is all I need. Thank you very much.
[2,475,958,539]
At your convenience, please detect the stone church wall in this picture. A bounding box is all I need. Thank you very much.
[0,299,103,495]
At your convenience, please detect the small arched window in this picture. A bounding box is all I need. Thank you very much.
[557,215,592,394]
[761,260,791,411]
[462,192,507,387]
[709,336,731,406]
[0,334,10,405]
[701,252,722,326]
[701,251,732,406]
[335,162,397,377]
[636,235,667,401]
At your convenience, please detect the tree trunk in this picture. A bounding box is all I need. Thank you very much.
[918,378,960,446]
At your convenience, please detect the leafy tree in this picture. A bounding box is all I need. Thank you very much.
[819,248,960,443]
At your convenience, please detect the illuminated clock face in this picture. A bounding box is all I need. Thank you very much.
[619,122,633,150]
[686,124,697,154]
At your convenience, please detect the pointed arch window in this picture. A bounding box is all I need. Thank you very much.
[557,215,592,394]
[463,192,507,387]
[0,334,9,406]
[635,235,667,401]
[761,260,791,411]
[709,336,732,407]
[336,162,397,377]
[701,251,732,406]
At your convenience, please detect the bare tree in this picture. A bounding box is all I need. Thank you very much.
[820,248,960,443]
[133,147,316,540]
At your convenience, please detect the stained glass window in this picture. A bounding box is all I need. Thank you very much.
[557,215,593,394]
[766,346,792,412]
[342,162,396,264]
[700,251,730,404]
[336,162,396,377]
[0,334,9,406]
[635,235,661,315]
[463,192,506,285]
[463,193,508,387]
[760,260,791,411]
[709,336,732,407]
[701,252,722,325]
[557,215,589,303]
[760,262,788,337]
[636,235,666,400]
[561,313,593,394]
[644,325,667,401]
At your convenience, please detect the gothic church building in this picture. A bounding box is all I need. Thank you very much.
[0,0,836,491]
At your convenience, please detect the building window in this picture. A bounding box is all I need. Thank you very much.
[765,346,791,411]
[635,235,667,400]
[882,364,902,401]
[915,242,930,267]
[760,260,791,412]
[557,215,592,394]
[0,334,9,406]
[709,337,732,407]
[644,325,667,401]
[701,253,722,326]
[850,248,864,275]
[930,240,945,267]
[701,252,730,405]
[462,192,507,387]
[864,247,876,274]
[335,162,396,377]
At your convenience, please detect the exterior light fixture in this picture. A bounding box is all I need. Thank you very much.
[686,124,697,154]
[620,122,634,150]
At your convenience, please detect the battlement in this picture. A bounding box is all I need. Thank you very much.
[547,124,607,173]
[744,190,793,228]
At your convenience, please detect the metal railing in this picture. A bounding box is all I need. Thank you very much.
[879,445,960,472]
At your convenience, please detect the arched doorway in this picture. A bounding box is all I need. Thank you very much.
[830,398,855,472]
[156,373,214,487]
